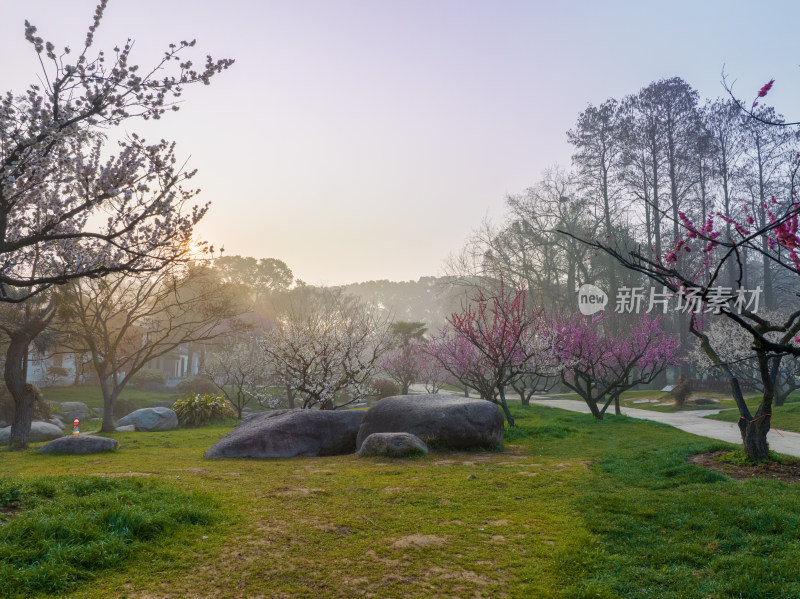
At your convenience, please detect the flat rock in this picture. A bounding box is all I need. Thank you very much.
[358,432,428,457]
[206,409,364,458]
[115,424,137,432]
[356,395,504,450]
[38,435,119,454]
[0,421,65,444]
[115,407,178,431]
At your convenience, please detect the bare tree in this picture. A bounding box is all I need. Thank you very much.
[59,265,246,431]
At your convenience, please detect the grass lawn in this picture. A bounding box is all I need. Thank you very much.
[3,404,800,598]
[39,386,180,412]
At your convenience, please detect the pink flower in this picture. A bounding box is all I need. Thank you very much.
[757,79,775,97]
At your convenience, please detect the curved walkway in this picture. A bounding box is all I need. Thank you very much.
[530,398,800,458]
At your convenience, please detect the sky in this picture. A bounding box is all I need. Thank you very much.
[2,0,800,286]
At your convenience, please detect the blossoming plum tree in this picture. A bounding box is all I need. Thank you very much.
[431,282,552,426]
[259,289,391,410]
[0,1,233,301]
[553,312,681,419]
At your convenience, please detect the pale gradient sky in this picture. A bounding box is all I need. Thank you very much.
[2,1,800,285]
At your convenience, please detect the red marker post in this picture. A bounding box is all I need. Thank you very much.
[73,418,80,436]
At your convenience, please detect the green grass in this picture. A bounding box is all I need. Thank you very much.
[708,400,800,433]
[3,404,800,597]
[0,476,221,598]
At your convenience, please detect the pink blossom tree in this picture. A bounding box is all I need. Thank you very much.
[378,339,422,395]
[554,312,681,419]
[431,282,551,426]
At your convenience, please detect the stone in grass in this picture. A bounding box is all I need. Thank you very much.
[38,435,119,454]
[206,409,364,458]
[115,407,178,431]
[358,432,428,458]
[356,395,504,450]
[115,424,137,432]
[0,421,64,444]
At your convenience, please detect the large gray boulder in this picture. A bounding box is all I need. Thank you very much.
[115,407,178,432]
[206,409,365,458]
[59,402,91,421]
[0,421,64,444]
[38,435,119,454]
[358,432,428,457]
[356,395,504,450]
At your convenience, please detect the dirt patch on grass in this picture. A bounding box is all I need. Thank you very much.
[688,451,800,483]
[89,471,153,477]
[391,534,447,548]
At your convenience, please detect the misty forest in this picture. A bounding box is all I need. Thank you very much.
[3,3,800,599]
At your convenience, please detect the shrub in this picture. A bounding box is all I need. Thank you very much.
[0,384,50,423]
[173,393,233,427]
[113,397,138,420]
[670,375,693,408]
[371,378,400,399]
[176,375,218,396]
[131,369,166,388]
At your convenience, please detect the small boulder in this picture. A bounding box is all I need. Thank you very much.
[38,435,119,454]
[114,424,137,432]
[206,409,364,458]
[59,401,91,421]
[356,395,504,450]
[0,421,64,444]
[358,432,428,457]
[115,407,178,432]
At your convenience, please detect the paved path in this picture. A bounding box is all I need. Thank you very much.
[529,398,800,458]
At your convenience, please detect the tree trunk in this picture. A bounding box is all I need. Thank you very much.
[286,384,296,409]
[614,392,621,415]
[739,415,771,462]
[498,387,515,427]
[5,304,55,449]
[99,377,117,432]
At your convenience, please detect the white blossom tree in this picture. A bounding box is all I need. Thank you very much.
[203,333,271,418]
[260,288,391,409]
[0,1,233,302]
[0,2,231,447]
[691,311,800,407]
